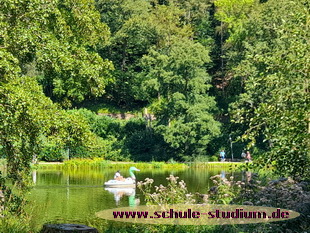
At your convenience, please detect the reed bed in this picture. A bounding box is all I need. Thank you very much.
[35,158,189,171]
[34,159,244,172]
[189,162,241,170]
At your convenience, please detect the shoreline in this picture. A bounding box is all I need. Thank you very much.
[33,159,243,170]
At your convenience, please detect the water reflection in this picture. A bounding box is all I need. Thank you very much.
[104,188,139,206]
[28,167,241,225]
[32,170,37,184]
[221,170,226,179]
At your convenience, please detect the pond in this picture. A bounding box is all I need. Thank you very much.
[27,167,242,226]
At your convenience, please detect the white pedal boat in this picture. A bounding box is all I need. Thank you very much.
[104,178,136,188]
[104,167,140,188]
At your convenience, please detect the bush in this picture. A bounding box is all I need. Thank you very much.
[193,155,209,163]
[0,215,33,233]
[38,143,65,162]
[209,155,219,162]
[76,108,123,139]
[123,118,169,161]
[205,174,310,232]
[137,175,195,205]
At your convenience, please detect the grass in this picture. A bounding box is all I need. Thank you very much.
[34,158,189,171]
[32,163,63,171]
[189,162,242,170]
[0,207,42,233]
[85,218,220,233]
[34,158,244,171]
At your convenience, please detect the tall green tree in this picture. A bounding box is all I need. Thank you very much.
[141,39,220,158]
[211,0,258,106]
[0,0,111,214]
[0,51,97,215]
[229,0,310,177]
[96,0,193,106]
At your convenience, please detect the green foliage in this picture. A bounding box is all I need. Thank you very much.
[207,175,240,204]
[141,39,221,158]
[96,0,151,34]
[62,158,111,170]
[36,159,188,171]
[191,155,219,163]
[124,118,169,161]
[97,0,193,105]
[214,0,256,28]
[1,0,113,106]
[229,0,310,177]
[189,162,240,169]
[0,73,56,189]
[209,155,219,162]
[70,109,170,161]
[137,175,195,205]
[39,142,65,162]
[78,100,143,115]
[192,155,210,163]
[1,0,308,225]
[0,0,112,214]
[94,0,221,160]
[0,215,33,233]
[41,110,101,161]
[0,176,24,216]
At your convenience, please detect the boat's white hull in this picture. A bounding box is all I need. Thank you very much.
[104,178,136,188]
[105,187,135,196]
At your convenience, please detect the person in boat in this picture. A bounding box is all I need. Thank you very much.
[114,170,124,181]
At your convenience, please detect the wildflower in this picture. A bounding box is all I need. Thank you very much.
[144,178,154,184]
[202,194,209,203]
[167,175,179,183]
[179,181,186,189]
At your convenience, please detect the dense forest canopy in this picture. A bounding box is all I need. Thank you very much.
[0,0,309,196]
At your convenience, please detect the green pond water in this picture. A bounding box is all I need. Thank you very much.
[27,167,241,225]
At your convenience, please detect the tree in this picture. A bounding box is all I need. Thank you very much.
[0,50,98,213]
[229,0,310,177]
[96,0,193,106]
[0,0,111,214]
[1,0,113,106]
[141,39,221,158]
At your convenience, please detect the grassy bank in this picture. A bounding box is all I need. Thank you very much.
[35,159,188,170]
[34,158,242,171]
[190,161,241,170]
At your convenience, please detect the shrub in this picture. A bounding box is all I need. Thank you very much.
[137,175,195,205]
[38,143,65,162]
[209,155,219,162]
[0,215,33,233]
[193,155,209,163]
